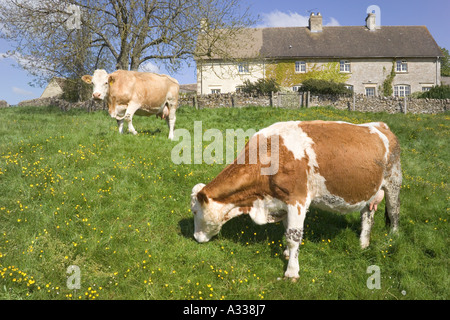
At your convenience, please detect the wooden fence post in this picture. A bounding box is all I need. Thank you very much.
[353,93,356,111]
[193,95,198,110]
[306,91,310,108]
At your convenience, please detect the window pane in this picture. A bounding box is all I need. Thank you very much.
[295,61,306,73]
[365,87,375,97]
[340,60,350,72]
[394,85,410,97]
[238,63,249,73]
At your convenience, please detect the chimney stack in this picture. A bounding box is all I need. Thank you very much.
[309,12,323,33]
[366,13,376,31]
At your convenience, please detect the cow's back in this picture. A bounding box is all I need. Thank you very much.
[298,121,390,204]
[109,70,179,110]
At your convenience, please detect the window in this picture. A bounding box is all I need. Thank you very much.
[238,62,249,74]
[394,85,410,97]
[396,60,408,73]
[235,86,244,93]
[211,89,221,94]
[340,60,351,73]
[365,87,376,97]
[295,61,306,73]
[292,85,302,92]
[422,86,432,92]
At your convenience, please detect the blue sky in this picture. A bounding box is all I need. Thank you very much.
[1,0,449,105]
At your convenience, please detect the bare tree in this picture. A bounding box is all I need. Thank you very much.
[0,0,255,83]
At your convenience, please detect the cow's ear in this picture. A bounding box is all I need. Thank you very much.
[81,75,92,84]
[108,75,115,86]
[197,191,209,205]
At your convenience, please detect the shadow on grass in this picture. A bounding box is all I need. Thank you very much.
[178,208,362,246]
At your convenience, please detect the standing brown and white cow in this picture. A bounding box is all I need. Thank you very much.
[190,120,402,280]
[82,69,179,139]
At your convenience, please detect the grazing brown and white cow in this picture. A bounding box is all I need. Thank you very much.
[190,120,402,280]
[82,69,179,139]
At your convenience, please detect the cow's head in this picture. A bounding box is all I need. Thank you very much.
[81,69,110,101]
[190,183,225,243]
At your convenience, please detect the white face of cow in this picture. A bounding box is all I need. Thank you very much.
[81,69,109,101]
[191,183,223,243]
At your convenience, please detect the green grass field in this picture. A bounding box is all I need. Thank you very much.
[0,105,448,300]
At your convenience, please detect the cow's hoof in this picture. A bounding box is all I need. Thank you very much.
[283,276,299,283]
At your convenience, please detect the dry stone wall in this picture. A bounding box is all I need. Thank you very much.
[180,93,449,114]
[11,93,449,114]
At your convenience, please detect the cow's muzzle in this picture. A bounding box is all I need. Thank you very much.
[194,232,211,243]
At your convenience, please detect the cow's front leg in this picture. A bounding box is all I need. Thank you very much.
[117,119,124,134]
[284,202,307,281]
[124,103,141,135]
[165,103,177,140]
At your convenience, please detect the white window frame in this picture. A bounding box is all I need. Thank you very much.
[211,88,221,94]
[365,87,376,97]
[394,85,411,97]
[344,85,354,91]
[295,61,306,73]
[340,60,351,73]
[238,62,249,74]
[396,60,408,73]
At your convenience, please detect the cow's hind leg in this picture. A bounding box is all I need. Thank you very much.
[384,160,402,232]
[284,202,307,281]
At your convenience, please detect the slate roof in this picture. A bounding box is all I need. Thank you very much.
[197,25,443,60]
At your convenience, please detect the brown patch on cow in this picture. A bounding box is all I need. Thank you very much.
[299,121,386,204]
[239,207,251,214]
[202,134,309,208]
[372,123,401,175]
[197,191,209,206]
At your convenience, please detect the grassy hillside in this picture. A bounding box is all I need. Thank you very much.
[0,105,448,300]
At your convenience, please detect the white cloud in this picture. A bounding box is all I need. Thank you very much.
[12,86,33,96]
[139,61,160,74]
[258,10,340,28]
[325,17,341,27]
[258,10,309,28]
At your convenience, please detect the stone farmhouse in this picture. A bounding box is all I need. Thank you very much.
[195,12,443,97]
